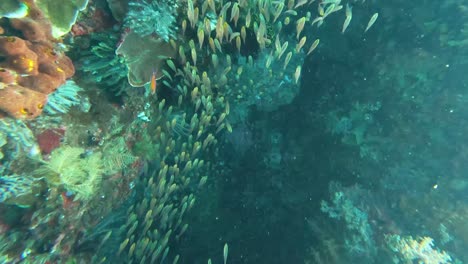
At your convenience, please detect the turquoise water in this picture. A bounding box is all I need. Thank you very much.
[0,0,467,263]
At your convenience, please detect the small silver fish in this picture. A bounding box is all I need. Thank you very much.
[294,66,301,84]
[296,17,306,39]
[307,39,319,55]
[365,12,379,32]
[197,27,204,48]
[296,36,307,52]
[223,243,229,264]
[246,9,252,27]
[283,51,293,69]
[294,0,308,9]
[342,3,352,33]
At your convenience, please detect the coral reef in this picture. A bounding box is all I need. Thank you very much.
[0,0,75,119]
[7,0,468,263]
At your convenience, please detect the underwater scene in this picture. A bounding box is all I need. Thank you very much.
[0,0,467,263]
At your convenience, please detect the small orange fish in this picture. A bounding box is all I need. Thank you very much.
[150,70,157,94]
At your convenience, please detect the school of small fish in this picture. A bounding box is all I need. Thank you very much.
[147,0,379,98]
[112,1,385,263]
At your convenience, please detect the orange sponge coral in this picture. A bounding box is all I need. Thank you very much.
[0,84,47,118]
[0,0,75,119]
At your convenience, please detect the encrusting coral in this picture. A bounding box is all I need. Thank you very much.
[0,0,75,119]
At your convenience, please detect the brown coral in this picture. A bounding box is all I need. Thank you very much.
[116,31,175,87]
[0,0,75,119]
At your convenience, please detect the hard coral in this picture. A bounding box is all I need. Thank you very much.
[0,0,75,119]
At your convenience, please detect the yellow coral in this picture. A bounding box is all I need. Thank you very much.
[36,146,103,200]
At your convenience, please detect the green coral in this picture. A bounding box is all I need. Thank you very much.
[0,0,28,18]
[36,0,89,38]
